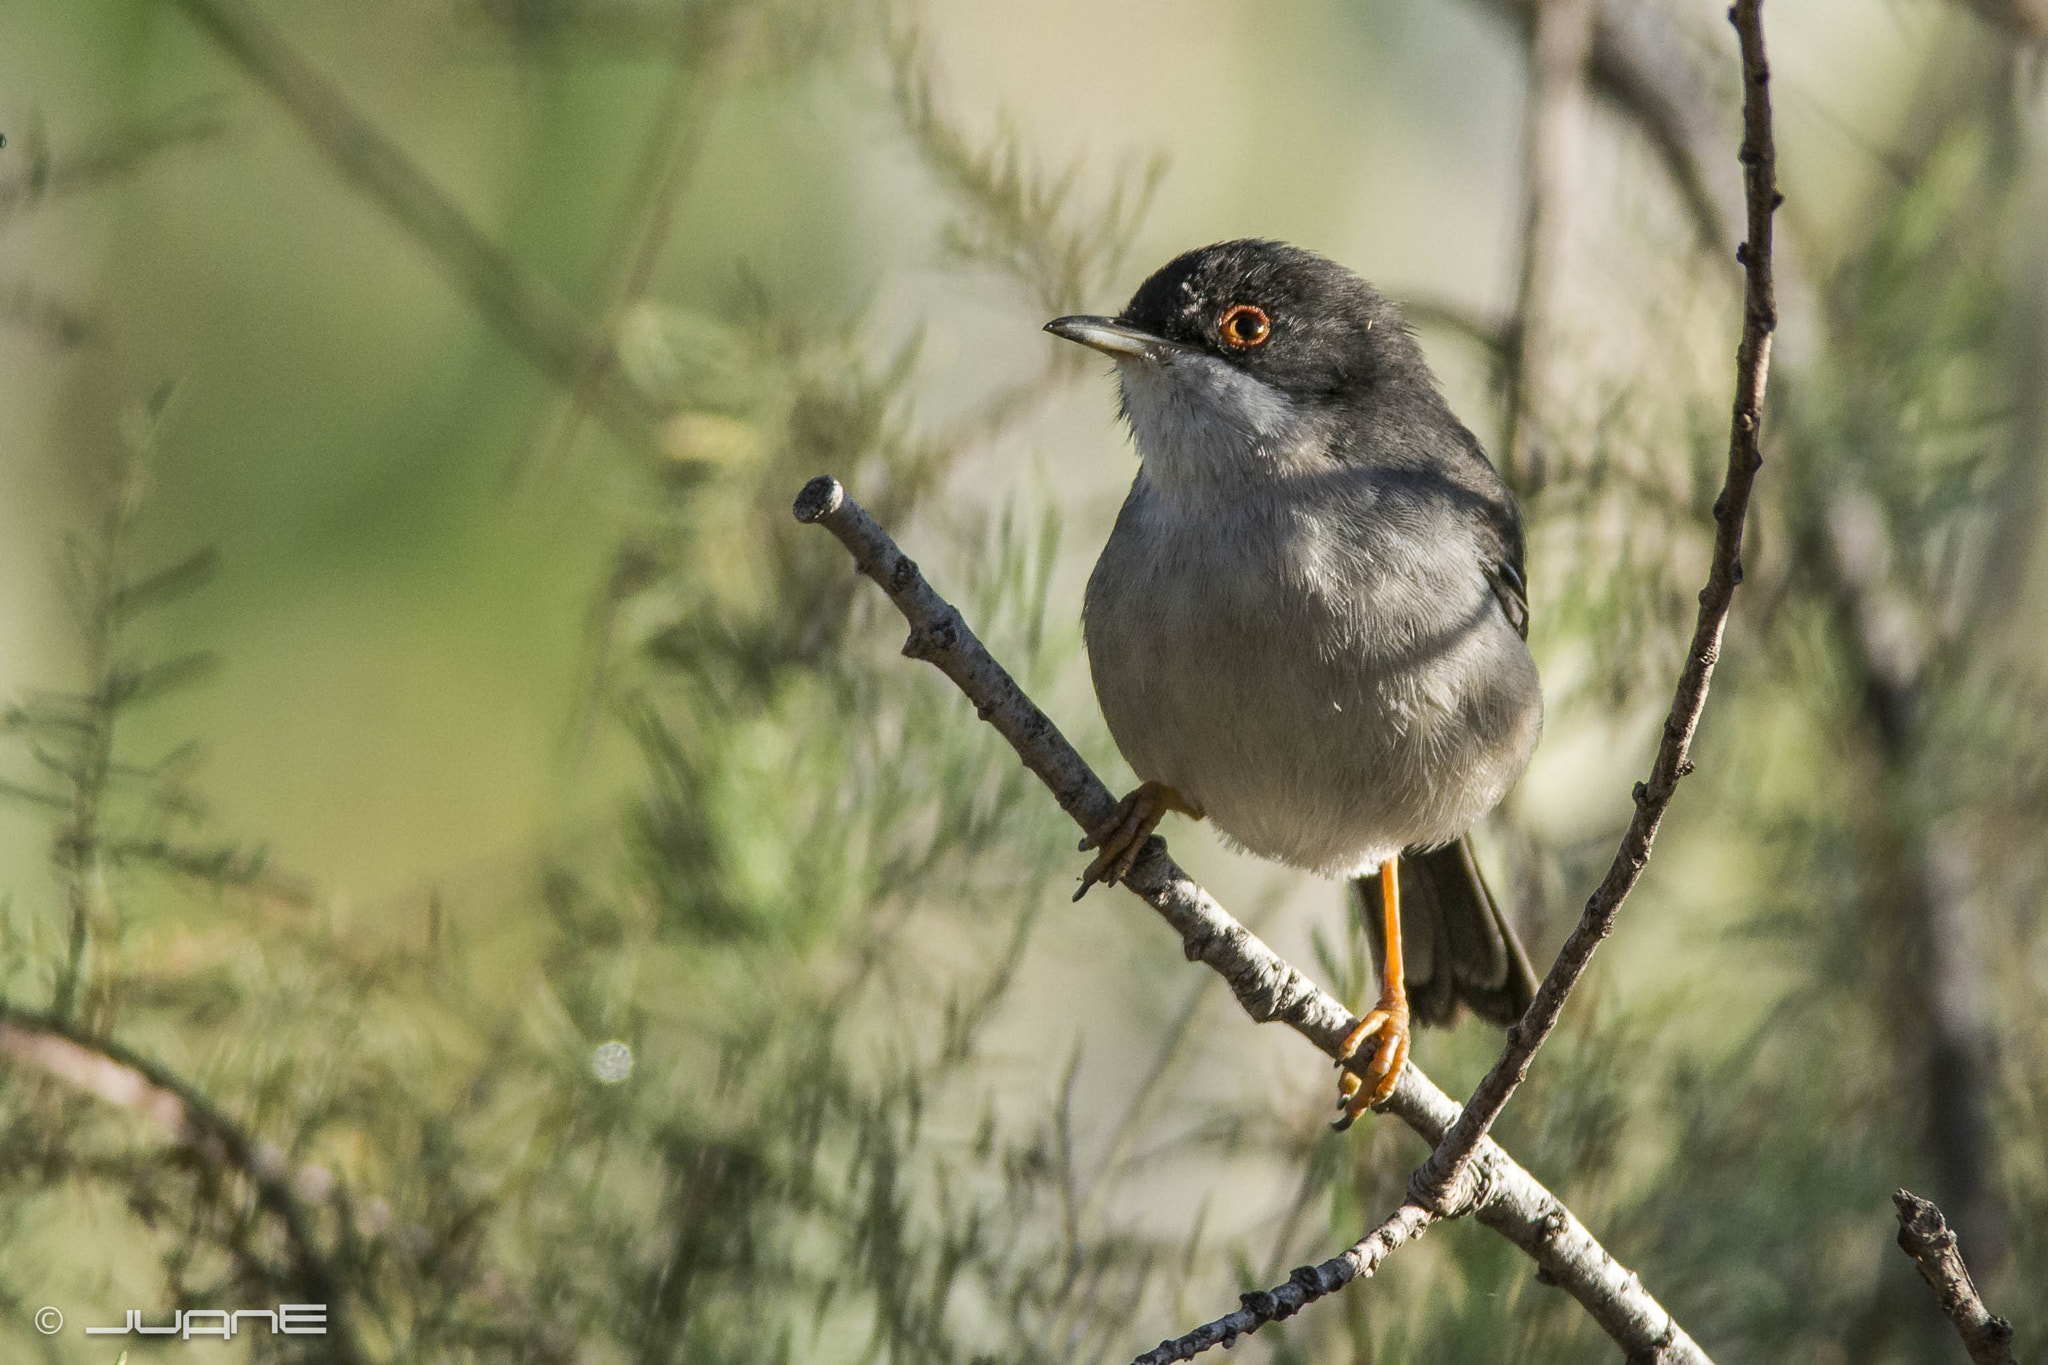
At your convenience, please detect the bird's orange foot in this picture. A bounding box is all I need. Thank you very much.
[1333,994,1411,1130]
[1075,781,1203,900]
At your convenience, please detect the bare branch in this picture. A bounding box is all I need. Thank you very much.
[791,477,1710,1363]
[1410,0,1778,1215]
[0,1005,369,1365]
[1892,1190,2017,1365]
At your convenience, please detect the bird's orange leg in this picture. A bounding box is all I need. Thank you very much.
[1335,854,1411,1127]
[1075,781,1204,899]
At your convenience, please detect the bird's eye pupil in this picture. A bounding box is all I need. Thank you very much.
[1220,304,1270,347]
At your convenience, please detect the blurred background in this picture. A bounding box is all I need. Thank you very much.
[1,0,2045,1360]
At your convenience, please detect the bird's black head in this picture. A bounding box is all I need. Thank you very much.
[1049,239,1431,405]
[1046,240,1493,493]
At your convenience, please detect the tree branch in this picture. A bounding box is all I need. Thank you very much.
[1410,0,1778,1215]
[0,1004,368,1365]
[791,477,1709,1363]
[1892,1189,2017,1365]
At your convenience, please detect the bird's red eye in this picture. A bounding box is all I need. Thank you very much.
[1219,303,1270,348]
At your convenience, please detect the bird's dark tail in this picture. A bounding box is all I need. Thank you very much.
[1354,835,1536,1028]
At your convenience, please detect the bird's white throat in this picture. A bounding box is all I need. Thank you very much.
[1116,353,1327,491]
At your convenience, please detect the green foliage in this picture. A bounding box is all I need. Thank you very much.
[1,4,1198,1362]
[884,11,1166,322]
[0,389,274,1029]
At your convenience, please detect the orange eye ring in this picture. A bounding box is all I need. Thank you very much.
[1219,303,1271,348]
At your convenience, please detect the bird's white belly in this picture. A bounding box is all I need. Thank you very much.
[1084,483,1540,877]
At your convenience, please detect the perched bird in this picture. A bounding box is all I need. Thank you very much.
[1046,240,1541,1122]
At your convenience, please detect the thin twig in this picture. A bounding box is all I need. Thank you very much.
[1892,1190,2017,1365]
[1410,0,1778,1215]
[0,1005,369,1365]
[792,477,1709,1363]
[1130,1203,1435,1365]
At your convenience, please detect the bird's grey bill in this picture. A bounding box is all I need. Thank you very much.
[1044,315,1182,359]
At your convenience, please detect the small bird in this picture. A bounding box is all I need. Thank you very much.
[1046,240,1541,1122]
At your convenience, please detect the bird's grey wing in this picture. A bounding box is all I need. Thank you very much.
[1485,558,1530,641]
[1394,424,1531,642]
[1468,439,1530,641]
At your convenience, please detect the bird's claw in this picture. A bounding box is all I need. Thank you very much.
[1332,998,1410,1130]
[1074,781,1201,900]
